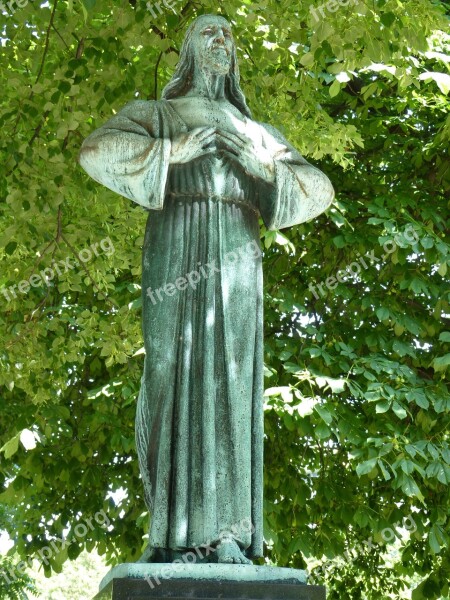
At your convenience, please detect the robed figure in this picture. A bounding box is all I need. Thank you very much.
[79,15,334,565]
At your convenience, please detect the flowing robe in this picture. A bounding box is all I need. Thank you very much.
[79,99,334,559]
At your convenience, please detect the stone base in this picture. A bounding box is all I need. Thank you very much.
[92,563,325,599]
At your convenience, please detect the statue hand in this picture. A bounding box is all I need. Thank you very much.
[214,130,275,183]
[169,127,220,164]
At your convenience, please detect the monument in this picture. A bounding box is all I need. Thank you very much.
[79,13,334,599]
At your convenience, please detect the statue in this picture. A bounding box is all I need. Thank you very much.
[79,14,334,567]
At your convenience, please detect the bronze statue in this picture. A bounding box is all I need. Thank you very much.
[79,14,334,566]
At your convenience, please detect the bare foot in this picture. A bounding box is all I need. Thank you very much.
[216,537,252,564]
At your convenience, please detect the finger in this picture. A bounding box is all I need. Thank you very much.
[215,128,247,144]
[218,149,242,163]
[218,144,240,158]
[200,133,223,151]
[201,138,219,151]
[215,137,242,156]
[215,130,247,149]
[198,142,217,156]
[194,127,218,144]
[219,150,256,176]
[200,136,218,150]
[192,126,216,136]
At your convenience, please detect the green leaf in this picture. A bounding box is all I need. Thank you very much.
[332,235,346,248]
[82,0,96,10]
[325,378,347,393]
[426,460,448,484]
[392,401,407,419]
[0,433,20,459]
[315,422,332,439]
[283,413,296,431]
[400,459,415,475]
[380,12,396,27]
[438,262,448,276]
[300,53,314,67]
[329,80,341,98]
[378,459,391,481]
[376,400,390,413]
[376,307,389,321]
[353,507,370,527]
[427,443,440,460]
[401,475,423,500]
[424,578,442,597]
[356,458,377,476]
[412,577,441,600]
[428,529,442,554]
[5,241,17,255]
[406,390,429,409]
[419,71,450,95]
[432,354,450,372]
[315,404,333,425]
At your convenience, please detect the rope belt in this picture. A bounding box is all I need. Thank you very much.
[166,191,259,217]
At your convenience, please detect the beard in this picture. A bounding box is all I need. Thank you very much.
[204,46,231,75]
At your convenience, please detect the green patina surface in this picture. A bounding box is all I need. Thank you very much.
[79,15,333,565]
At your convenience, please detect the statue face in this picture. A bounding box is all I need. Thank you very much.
[191,16,234,76]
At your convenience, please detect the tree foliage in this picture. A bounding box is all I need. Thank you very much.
[0,1,449,598]
[0,505,38,598]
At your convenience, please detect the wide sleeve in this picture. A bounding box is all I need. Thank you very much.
[78,100,172,210]
[258,123,335,230]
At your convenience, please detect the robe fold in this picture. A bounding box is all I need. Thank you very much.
[79,99,334,559]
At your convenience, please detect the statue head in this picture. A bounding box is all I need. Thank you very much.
[161,14,252,118]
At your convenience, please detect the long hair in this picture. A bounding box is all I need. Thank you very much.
[161,15,252,119]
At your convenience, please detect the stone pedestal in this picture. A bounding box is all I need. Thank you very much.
[92,564,325,599]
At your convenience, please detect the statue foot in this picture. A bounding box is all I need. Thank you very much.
[216,537,252,564]
[136,544,155,563]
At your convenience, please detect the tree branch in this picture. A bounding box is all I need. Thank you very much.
[35,0,59,84]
